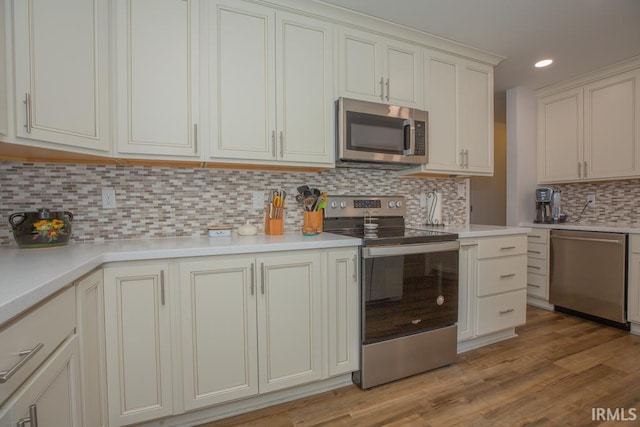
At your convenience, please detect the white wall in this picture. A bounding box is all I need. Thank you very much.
[506,86,537,225]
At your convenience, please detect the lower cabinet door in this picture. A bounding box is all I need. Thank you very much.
[476,289,527,336]
[179,256,259,410]
[103,263,173,426]
[0,335,81,427]
[327,248,359,376]
[257,252,324,393]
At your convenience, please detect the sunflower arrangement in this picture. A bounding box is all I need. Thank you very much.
[32,218,67,242]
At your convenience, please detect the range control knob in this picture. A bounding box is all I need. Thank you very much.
[339,201,347,209]
[330,201,338,209]
[388,201,395,208]
[395,201,402,208]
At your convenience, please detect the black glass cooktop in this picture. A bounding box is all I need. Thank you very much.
[330,227,458,246]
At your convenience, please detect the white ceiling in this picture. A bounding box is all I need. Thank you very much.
[317,0,640,121]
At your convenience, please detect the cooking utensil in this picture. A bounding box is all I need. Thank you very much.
[316,192,328,211]
[9,208,74,248]
[303,196,316,211]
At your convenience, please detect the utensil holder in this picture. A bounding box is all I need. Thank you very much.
[302,210,323,233]
[265,207,284,235]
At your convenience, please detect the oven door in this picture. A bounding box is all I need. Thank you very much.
[361,241,459,344]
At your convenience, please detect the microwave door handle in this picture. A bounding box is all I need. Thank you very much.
[403,119,415,155]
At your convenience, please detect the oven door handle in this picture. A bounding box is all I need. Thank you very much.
[362,241,460,258]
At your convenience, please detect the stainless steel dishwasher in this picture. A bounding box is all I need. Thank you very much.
[550,229,629,329]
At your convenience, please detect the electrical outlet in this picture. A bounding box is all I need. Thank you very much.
[102,188,117,209]
[419,192,427,208]
[252,190,264,210]
[457,182,466,198]
[587,194,596,206]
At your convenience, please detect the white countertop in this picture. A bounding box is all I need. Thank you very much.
[522,222,640,234]
[0,232,361,326]
[418,224,531,239]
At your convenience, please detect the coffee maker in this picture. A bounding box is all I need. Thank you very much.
[535,187,566,223]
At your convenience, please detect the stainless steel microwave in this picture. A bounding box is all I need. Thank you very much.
[336,97,428,168]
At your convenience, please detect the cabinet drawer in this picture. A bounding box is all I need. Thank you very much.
[477,236,527,259]
[527,242,547,260]
[527,228,550,242]
[631,234,640,254]
[477,289,527,336]
[527,273,548,299]
[477,255,527,296]
[0,286,76,406]
[527,257,548,275]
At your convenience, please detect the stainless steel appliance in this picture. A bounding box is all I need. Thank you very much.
[550,229,629,329]
[336,98,428,169]
[535,187,567,223]
[323,195,459,389]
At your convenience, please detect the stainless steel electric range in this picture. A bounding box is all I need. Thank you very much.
[323,195,460,389]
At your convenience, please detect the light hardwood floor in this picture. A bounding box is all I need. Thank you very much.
[202,307,640,426]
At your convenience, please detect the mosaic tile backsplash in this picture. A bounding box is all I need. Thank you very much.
[0,161,468,246]
[549,179,640,224]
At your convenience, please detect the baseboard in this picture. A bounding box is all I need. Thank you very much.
[631,322,640,336]
[457,328,517,353]
[527,296,554,311]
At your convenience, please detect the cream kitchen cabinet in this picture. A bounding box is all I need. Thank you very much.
[526,228,552,309]
[457,235,527,351]
[12,0,110,153]
[628,235,640,329]
[179,250,323,410]
[417,50,493,175]
[76,270,108,427]
[457,240,478,342]
[114,0,200,158]
[209,0,334,166]
[537,68,640,183]
[0,336,82,427]
[338,27,423,109]
[326,247,359,376]
[103,263,173,427]
[0,286,80,427]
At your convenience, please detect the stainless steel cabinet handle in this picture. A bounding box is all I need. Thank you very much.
[584,161,588,178]
[160,270,165,306]
[193,124,198,152]
[578,161,581,178]
[0,343,44,384]
[250,263,255,295]
[499,308,515,315]
[460,241,478,248]
[528,235,541,239]
[528,250,541,254]
[260,263,265,294]
[279,131,284,157]
[352,254,358,282]
[24,93,32,133]
[500,246,516,250]
[17,405,38,427]
[500,273,516,279]
[271,131,276,157]
[464,149,469,167]
[379,77,384,100]
[528,265,541,270]
[385,78,390,101]
[528,283,541,288]
[459,150,464,166]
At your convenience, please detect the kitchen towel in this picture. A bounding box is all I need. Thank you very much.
[426,192,443,225]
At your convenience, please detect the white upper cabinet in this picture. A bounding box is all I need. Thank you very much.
[338,27,423,108]
[538,68,640,183]
[537,88,583,182]
[13,0,109,152]
[209,0,334,166]
[114,0,200,158]
[416,50,493,175]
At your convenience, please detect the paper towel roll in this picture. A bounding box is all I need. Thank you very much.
[426,192,443,225]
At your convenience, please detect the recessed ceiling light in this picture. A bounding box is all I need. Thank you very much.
[535,59,553,68]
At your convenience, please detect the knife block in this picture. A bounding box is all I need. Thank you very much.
[265,207,284,235]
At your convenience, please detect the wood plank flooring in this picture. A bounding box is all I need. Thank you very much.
[201,307,640,427]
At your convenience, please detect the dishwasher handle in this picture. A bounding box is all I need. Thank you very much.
[550,235,624,245]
